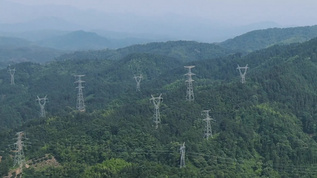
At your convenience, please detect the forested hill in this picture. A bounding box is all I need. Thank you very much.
[0,52,183,131]
[220,25,317,52]
[56,40,237,63]
[2,38,317,177]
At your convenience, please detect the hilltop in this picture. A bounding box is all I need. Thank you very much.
[220,25,317,52]
[56,40,236,63]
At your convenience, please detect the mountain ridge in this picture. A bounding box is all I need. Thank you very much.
[1,25,317,69]
[37,30,111,50]
[220,25,317,52]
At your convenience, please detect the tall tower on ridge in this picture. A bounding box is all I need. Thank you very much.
[13,131,26,173]
[179,142,186,168]
[184,66,195,101]
[237,64,248,84]
[74,75,85,112]
[150,94,163,129]
[134,74,143,91]
[8,67,15,85]
[202,110,216,139]
[37,95,48,118]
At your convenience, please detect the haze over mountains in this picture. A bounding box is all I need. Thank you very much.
[0,16,280,43]
[0,0,284,43]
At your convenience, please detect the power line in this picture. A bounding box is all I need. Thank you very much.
[101,145,317,175]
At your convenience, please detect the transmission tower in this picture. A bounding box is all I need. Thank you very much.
[134,74,143,91]
[179,142,186,168]
[150,94,163,129]
[8,67,15,85]
[237,64,248,84]
[13,132,26,172]
[184,66,195,101]
[37,95,48,118]
[74,75,85,112]
[202,110,216,139]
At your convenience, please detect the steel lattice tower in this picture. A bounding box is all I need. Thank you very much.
[184,66,195,101]
[134,74,143,91]
[202,110,216,139]
[8,67,15,85]
[37,95,48,118]
[179,142,186,168]
[74,75,85,112]
[237,64,248,84]
[150,94,163,129]
[13,132,25,172]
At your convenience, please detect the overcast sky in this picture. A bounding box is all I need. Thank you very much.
[1,0,317,42]
[4,0,317,26]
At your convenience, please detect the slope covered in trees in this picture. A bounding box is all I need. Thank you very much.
[0,52,183,132]
[2,37,317,177]
[220,25,317,52]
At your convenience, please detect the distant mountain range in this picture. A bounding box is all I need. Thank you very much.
[1,25,317,68]
[36,30,156,50]
[0,31,153,68]
[37,30,111,50]
[0,36,31,47]
[0,36,63,68]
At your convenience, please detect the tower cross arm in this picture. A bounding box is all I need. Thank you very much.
[184,65,195,69]
[237,64,248,70]
[237,64,249,83]
[74,80,85,83]
[184,73,195,76]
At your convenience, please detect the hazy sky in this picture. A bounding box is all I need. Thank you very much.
[1,0,317,42]
[4,0,317,26]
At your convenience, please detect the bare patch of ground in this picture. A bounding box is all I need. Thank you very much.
[3,154,60,178]
[27,154,60,169]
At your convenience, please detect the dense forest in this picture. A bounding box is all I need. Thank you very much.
[2,31,317,177]
[220,25,317,52]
